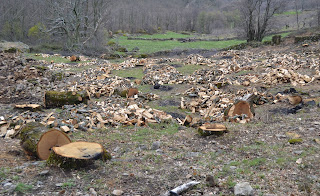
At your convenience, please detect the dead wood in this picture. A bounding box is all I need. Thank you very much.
[44,91,89,108]
[198,123,227,136]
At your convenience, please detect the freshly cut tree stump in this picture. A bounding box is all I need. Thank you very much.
[70,55,80,62]
[19,123,71,159]
[44,91,89,108]
[198,123,227,136]
[224,100,254,122]
[37,129,71,160]
[287,95,302,105]
[47,142,111,169]
[127,88,139,98]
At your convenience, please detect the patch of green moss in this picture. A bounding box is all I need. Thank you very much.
[107,41,116,46]
[45,91,89,108]
[19,122,47,158]
[289,138,303,144]
[4,47,17,53]
[47,151,92,169]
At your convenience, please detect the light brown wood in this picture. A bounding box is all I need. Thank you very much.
[52,142,104,160]
[37,129,71,160]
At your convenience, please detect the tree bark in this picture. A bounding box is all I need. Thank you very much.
[44,91,90,108]
[19,122,71,160]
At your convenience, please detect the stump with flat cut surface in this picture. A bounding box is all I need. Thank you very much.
[47,141,111,169]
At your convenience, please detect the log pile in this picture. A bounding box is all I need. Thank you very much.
[261,68,314,86]
[142,64,184,85]
[184,54,213,65]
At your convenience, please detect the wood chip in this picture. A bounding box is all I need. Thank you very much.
[60,126,70,133]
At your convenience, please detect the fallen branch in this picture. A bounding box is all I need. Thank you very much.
[163,181,200,196]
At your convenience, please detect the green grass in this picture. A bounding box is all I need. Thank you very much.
[134,31,193,39]
[111,67,144,80]
[275,10,301,16]
[62,180,76,188]
[0,168,9,180]
[138,85,152,93]
[243,158,266,167]
[114,36,245,54]
[132,123,179,143]
[14,183,33,193]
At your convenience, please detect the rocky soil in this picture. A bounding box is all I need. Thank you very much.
[0,35,320,196]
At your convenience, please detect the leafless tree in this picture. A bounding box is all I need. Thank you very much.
[46,0,112,51]
[239,0,284,42]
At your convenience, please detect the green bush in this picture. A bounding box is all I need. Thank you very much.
[116,47,128,52]
[107,41,116,46]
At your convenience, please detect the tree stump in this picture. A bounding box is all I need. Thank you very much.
[19,122,71,159]
[47,142,112,169]
[44,91,90,108]
[272,35,281,45]
[224,100,254,122]
[198,123,227,136]
[37,129,71,160]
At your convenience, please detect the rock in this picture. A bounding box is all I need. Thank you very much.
[186,152,200,157]
[153,83,160,89]
[234,182,254,196]
[205,175,217,187]
[55,183,63,187]
[293,150,303,155]
[39,170,50,176]
[16,83,25,92]
[3,182,13,188]
[296,158,302,164]
[89,188,97,196]
[156,149,164,154]
[151,141,161,150]
[139,145,148,151]
[112,189,124,196]
[230,166,237,170]
[36,181,43,187]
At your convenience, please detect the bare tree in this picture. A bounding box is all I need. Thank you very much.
[239,0,284,42]
[46,0,112,51]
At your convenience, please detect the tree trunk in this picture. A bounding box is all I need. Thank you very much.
[19,122,71,160]
[47,141,111,169]
[44,91,90,108]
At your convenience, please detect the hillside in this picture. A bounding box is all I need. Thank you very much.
[0,30,320,195]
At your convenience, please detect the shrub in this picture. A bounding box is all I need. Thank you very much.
[107,41,116,46]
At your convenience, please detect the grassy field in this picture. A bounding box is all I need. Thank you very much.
[134,31,193,39]
[113,36,245,54]
[113,31,292,55]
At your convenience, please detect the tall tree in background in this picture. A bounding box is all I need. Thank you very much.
[46,0,112,51]
[239,0,283,42]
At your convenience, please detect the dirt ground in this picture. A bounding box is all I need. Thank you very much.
[0,36,320,196]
